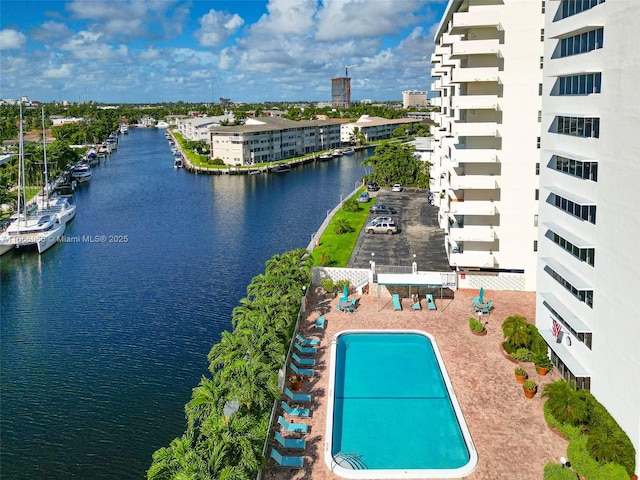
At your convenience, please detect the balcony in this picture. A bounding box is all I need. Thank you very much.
[435,45,450,56]
[452,122,499,137]
[452,95,499,110]
[449,225,496,242]
[450,39,501,58]
[450,11,502,33]
[449,200,497,216]
[440,33,459,46]
[451,144,499,164]
[452,67,500,83]
[450,175,498,190]
[449,250,498,268]
[431,53,440,64]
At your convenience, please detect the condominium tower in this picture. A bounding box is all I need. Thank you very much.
[537,0,640,469]
[430,0,544,291]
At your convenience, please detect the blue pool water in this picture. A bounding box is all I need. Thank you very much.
[327,331,477,478]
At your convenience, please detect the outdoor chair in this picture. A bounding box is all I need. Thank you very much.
[281,401,310,417]
[274,431,306,450]
[315,316,326,329]
[292,352,315,366]
[277,415,308,434]
[293,342,317,354]
[284,387,312,403]
[270,448,304,468]
[392,294,402,311]
[290,363,314,377]
[426,294,436,311]
[295,334,319,346]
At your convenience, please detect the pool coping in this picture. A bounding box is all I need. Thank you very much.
[324,329,479,479]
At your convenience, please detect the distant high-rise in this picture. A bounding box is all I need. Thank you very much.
[332,76,351,107]
[402,90,427,109]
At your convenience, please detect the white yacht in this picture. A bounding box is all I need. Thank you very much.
[0,214,65,254]
[156,121,169,129]
[37,196,76,225]
[120,123,129,134]
[72,163,92,183]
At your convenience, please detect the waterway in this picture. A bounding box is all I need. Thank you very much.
[0,128,372,480]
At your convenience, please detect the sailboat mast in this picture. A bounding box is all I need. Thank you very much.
[42,106,50,208]
[17,100,25,228]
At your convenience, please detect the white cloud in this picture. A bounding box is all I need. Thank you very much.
[195,9,245,47]
[252,0,317,36]
[44,64,74,79]
[0,29,27,50]
[31,21,72,42]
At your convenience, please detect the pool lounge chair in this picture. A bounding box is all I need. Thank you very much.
[392,294,402,311]
[293,342,317,354]
[426,294,436,311]
[270,448,304,468]
[295,333,319,346]
[290,363,314,377]
[315,316,326,329]
[284,387,312,403]
[277,415,308,433]
[274,431,306,450]
[292,352,315,366]
[281,401,310,417]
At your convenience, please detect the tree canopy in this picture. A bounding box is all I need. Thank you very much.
[361,143,431,188]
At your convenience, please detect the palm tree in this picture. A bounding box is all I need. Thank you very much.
[501,314,531,349]
[542,380,588,426]
[186,376,223,431]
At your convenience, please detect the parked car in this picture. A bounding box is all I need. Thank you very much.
[357,191,370,203]
[367,182,380,192]
[369,216,395,225]
[365,221,398,235]
[369,204,397,214]
[392,184,403,192]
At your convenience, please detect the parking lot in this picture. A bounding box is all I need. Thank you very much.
[348,188,452,272]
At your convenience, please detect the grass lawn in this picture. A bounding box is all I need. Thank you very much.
[312,191,374,267]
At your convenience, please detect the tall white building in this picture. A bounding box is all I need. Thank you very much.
[402,90,427,109]
[430,0,544,291]
[537,0,640,470]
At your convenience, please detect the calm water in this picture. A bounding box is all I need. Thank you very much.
[0,128,370,480]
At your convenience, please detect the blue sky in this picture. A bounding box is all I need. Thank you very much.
[0,0,447,104]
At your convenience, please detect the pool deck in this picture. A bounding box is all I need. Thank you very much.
[263,288,569,480]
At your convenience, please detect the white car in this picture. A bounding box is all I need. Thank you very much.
[392,184,403,192]
[368,216,395,225]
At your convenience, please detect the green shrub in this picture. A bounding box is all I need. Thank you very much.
[543,380,589,426]
[320,278,335,293]
[317,252,331,267]
[533,352,553,369]
[342,197,360,212]
[543,462,580,480]
[502,314,530,348]
[515,367,527,377]
[335,279,350,293]
[568,434,629,480]
[468,317,485,332]
[333,218,354,235]
[523,379,537,391]
[543,401,582,440]
[502,340,516,355]
[512,348,532,362]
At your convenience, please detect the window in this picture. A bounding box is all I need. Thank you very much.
[535,189,539,200]
[536,163,540,175]
[534,214,538,227]
[559,28,603,58]
[545,265,594,308]
[534,240,538,252]
[539,83,543,96]
[550,231,595,267]
[544,303,592,350]
[538,111,542,122]
[557,73,602,95]
[542,1,545,13]
[540,56,544,69]
[553,193,597,224]
[537,136,541,148]
[560,0,605,20]
[553,155,598,181]
[554,116,600,138]
[541,29,545,41]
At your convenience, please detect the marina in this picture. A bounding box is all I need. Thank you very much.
[0,127,372,480]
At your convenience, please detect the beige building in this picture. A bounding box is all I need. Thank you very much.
[340,115,421,144]
[208,117,341,166]
[402,90,427,109]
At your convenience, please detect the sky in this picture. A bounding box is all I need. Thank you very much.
[0,0,447,104]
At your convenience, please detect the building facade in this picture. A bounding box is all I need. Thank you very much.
[430,0,543,291]
[331,77,351,107]
[176,114,235,141]
[402,90,427,109]
[208,118,341,166]
[340,115,421,144]
[536,0,640,469]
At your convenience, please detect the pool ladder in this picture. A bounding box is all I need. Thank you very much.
[332,452,368,470]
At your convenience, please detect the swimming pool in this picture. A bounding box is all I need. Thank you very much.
[325,330,478,479]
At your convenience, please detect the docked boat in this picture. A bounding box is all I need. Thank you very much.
[318,153,333,161]
[72,163,92,183]
[120,123,129,134]
[174,157,183,169]
[273,164,291,173]
[332,149,343,157]
[38,196,76,225]
[156,121,169,129]
[343,147,355,155]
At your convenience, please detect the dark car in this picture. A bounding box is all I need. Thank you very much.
[369,204,397,214]
[367,182,380,192]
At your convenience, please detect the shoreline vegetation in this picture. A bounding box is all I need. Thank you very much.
[147,249,311,480]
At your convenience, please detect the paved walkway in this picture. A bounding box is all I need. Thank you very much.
[263,288,568,480]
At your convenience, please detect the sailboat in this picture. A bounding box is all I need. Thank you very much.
[37,106,76,225]
[0,101,65,255]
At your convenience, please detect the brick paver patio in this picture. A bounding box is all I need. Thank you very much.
[263,287,568,480]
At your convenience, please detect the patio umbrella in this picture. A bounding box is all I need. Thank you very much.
[343,284,349,299]
[479,286,484,303]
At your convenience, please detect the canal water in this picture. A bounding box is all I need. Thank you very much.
[0,128,371,480]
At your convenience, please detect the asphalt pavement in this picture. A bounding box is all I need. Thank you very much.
[348,188,451,272]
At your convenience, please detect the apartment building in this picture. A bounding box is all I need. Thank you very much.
[176,114,235,141]
[209,117,341,165]
[402,90,428,109]
[430,0,544,291]
[537,0,640,468]
[339,115,421,144]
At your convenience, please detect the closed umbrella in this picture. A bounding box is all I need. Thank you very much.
[343,284,349,299]
[479,286,484,304]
